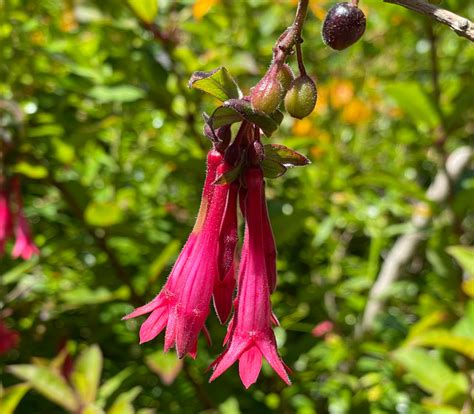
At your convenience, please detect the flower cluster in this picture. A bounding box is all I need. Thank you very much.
[125,59,311,387]
[0,176,39,260]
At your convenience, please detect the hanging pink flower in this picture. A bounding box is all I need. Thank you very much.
[213,181,239,323]
[311,320,334,337]
[0,320,19,355]
[0,185,13,255]
[11,178,39,260]
[124,150,237,358]
[210,168,291,388]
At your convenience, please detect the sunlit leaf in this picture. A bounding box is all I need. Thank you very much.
[188,67,242,102]
[13,161,48,179]
[0,384,30,414]
[107,387,141,414]
[446,245,474,277]
[264,144,310,167]
[71,344,103,404]
[85,201,124,227]
[149,240,180,283]
[145,351,183,385]
[392,347,467,401]
[7,365,78,411]
[405,311,447,342]
[98,367,134,405]
[89,85,145,103]
[127,0,158,24]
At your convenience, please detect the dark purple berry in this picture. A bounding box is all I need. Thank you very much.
[322,2,366,50]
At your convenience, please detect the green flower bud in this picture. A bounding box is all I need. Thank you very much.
[276,64,294,92]
[284,75,317,119]
[250,75,284,114]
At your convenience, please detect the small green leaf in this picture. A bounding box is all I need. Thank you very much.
[1,258,38,285]
[188,67,242,102]
[89,85,145,103]
[219,397,241,414]
[13,161,48,179]
[83,404,106,414]
[210,99,279,137]
[98,367,134,405]
[146,350,183,385]
[0,384,30,414]
[107,387,141,414]
[392,347,467,401]
[446,245,474,277]
[409,330,474,360]
[385,82,439,129]
[149,240,181,283]
[71,345,103,404]
[7,365,78,411]
[214,164,242,185]
[264,144,310,167]
[60,286,126,306]
[85,201,124,227]
[127,0,158,23]
[262,158,287,179]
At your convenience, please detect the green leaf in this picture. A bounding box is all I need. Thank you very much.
[85,201,124,227]
[98,367,134,405]
[0,384,30,414]
[446,245,474,277]
[60,286,128,306]
[7,365,78,411]
[71,344,103,404]
[210,99,279,137]
[405,311,447,342]
[83,404,106,414]
[264,144,310,167]
[149,240,180,283]
[1,258,38,285]
[89,86,145,103]
[214,164,242,185]
[145,351,183,385]
[392,347,467,401]
[188,67,242,102]
[409,329,474,360]
[127,0,158,24]
[385,82,439,129]
[107,387,141,414]
[219,397,241,414]
[262,158,287,179]
[13,161,48,179]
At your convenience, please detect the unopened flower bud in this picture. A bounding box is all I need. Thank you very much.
[284,75,317,119]
[276,64,294,92]
[250,75,284,115]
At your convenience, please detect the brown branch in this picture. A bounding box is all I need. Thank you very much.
[384,0,474,42]
[357,145,473,337]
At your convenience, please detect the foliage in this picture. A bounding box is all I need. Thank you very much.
[0,0,473,413]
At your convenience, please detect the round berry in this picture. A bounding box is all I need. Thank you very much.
[322,2,366,50]
[284,75,317,119]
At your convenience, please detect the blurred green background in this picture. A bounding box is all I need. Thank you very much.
[1,0,473,413]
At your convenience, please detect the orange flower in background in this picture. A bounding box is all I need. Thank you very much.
[341,98,373,124]
[329,79,354,109]
[193,0,220,20]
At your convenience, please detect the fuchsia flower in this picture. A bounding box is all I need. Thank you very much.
[210,168,291,388]
[0,186,13,255]
[311,320,334,337]
[11,178,39,260]
[0,320,19,355]
[124,150,237,358]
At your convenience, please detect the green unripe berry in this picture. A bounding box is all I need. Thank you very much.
[276,64,294,92]
[284,75,317,119]
[250,75,284,114]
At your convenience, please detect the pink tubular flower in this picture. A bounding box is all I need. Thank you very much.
[124,150,236,358]
[0,320,19,354]
[311,320,334,337]
[11,179,39,260]
[0,186,13,255]
[210,168,291,388]
[213,181,238,323]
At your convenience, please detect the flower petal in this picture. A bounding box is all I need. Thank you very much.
[258,338,291,385]
[209,338,249,383]
[139,306,168,344]
[239,346,262,388]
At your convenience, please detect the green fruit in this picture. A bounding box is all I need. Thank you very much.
[276,64,294,92]
[284,75,317,119]
[250,75,284,114]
